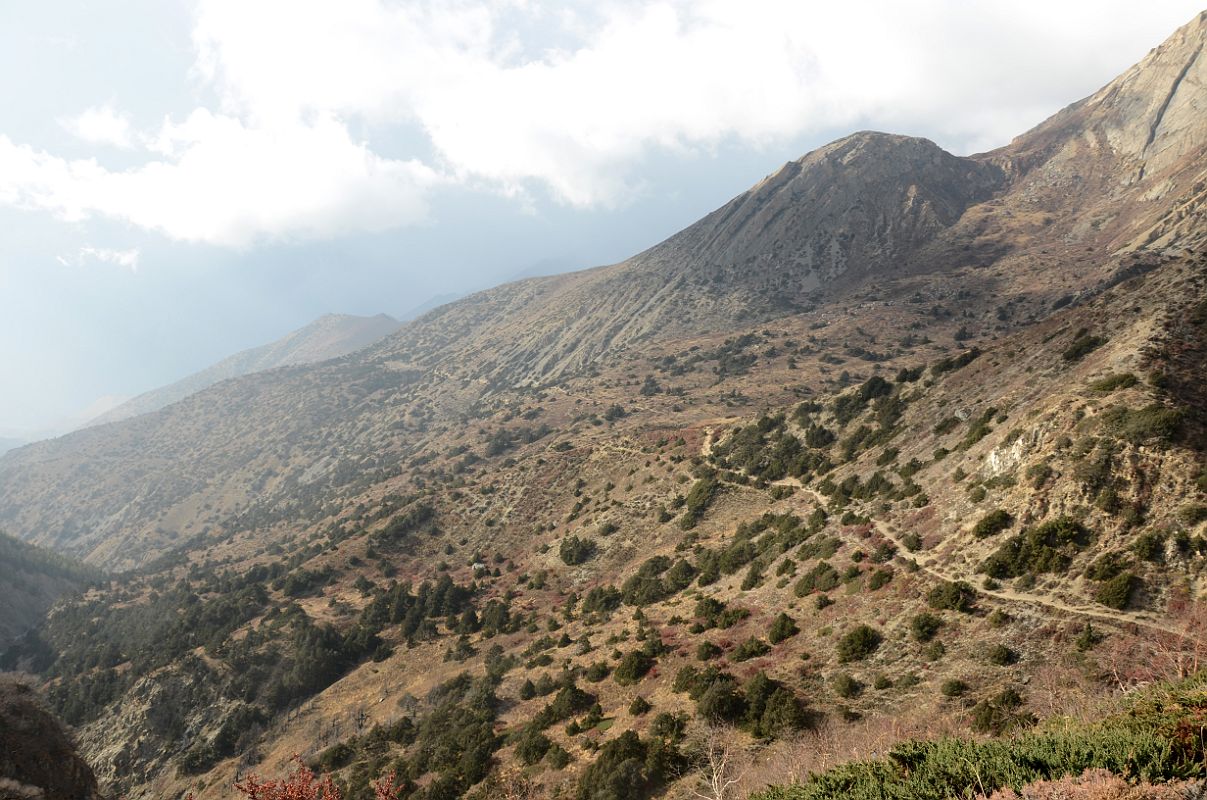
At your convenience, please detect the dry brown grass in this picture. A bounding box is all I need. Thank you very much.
[978,769,1198,800]
[725,710,966,798]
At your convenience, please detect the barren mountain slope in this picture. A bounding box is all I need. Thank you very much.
[2,14,1207,800]
[5,10,1207,569]
[88,313,402,428]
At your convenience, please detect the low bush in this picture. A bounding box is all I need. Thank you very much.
[1100,404,1183,445]
[613,650,655,686]
[768,613,800,644]
[1095,572,1139,610]
[1090,373,1138,393]
[910,612,943,642]
[927,581,977,613]
[560,536,597,566]
[940,679,968,698]
[979,517,1092,579]
[836,625,882,662]
[973,509,1013,539]
[1062,329,1107,362]
[732,637,772,662]
[832,672,863,699]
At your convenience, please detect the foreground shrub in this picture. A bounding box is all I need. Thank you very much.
[560,536,597,566]
[613,650,655,685]
[754,673,1207,800]
[1095,572,1140,610]
[973,509,1013,539]
[768,613,800,644]
[927,581,977,613]
[836,625,882,662]
[979,517,1092,579]
[910,612,943,642]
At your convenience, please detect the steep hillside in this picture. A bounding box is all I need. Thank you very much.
[88,313,402,428]
[1,12,1206,800]
[0,678,101,800]
[0,531,102,649]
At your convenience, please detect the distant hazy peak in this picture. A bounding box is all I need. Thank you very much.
[86,312,402,427]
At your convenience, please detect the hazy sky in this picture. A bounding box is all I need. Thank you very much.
[1,0,1202,434]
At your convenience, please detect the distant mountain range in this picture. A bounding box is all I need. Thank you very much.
[86,312,403,428]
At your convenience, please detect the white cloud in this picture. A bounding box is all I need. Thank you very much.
[185,0,1207,207]
[1,0,1203,244]
[60,105,135,149]
[0,112,441,247]
[57,246,141,271]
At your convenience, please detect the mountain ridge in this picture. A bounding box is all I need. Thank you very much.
[2,15,1207,799]
[87,312,402,428]
[5,12,1207,568]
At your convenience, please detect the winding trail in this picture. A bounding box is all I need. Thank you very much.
[789,480,1184,637]
[700,425,1187,638]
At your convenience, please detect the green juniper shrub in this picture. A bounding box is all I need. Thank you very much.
[680,474,720,530]
[1075,623,1104,652]
[837,625,882,662]
[986,644,1017,666]
[744,671,811,738]
[629,696,652,716]
[696,641,722,661]
[1132,531,1166,562]
[910,612,943,643]
[514,727,552,765]
[547,743,573,769]
[973,509,1013,539]
[1179,504,1207,526]
[732,637,772,662]
[927,581,977,613]
[768,613,800,644]
[867,569,893,590]
[560,535,597,566]
[649,712,687,743]
[1095,572,1140,610]
[1086,551,1130,581]
[794,561,841,596]
[1062,329,1107,362]
[1090,373,1138,393]
[1100,404,1183,445]
[717,607,751,629]
[832,672,863,699]
[940,679,969,698]
[970,687,1035,736]
[978,517,1093,579]
[574,729,678,800]
[695,674,747,724]
[752,676,1207,800]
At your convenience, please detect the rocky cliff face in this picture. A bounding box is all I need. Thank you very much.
[0,679,100,800]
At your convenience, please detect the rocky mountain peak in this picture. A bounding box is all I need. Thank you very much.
[1002,11,1207,186]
